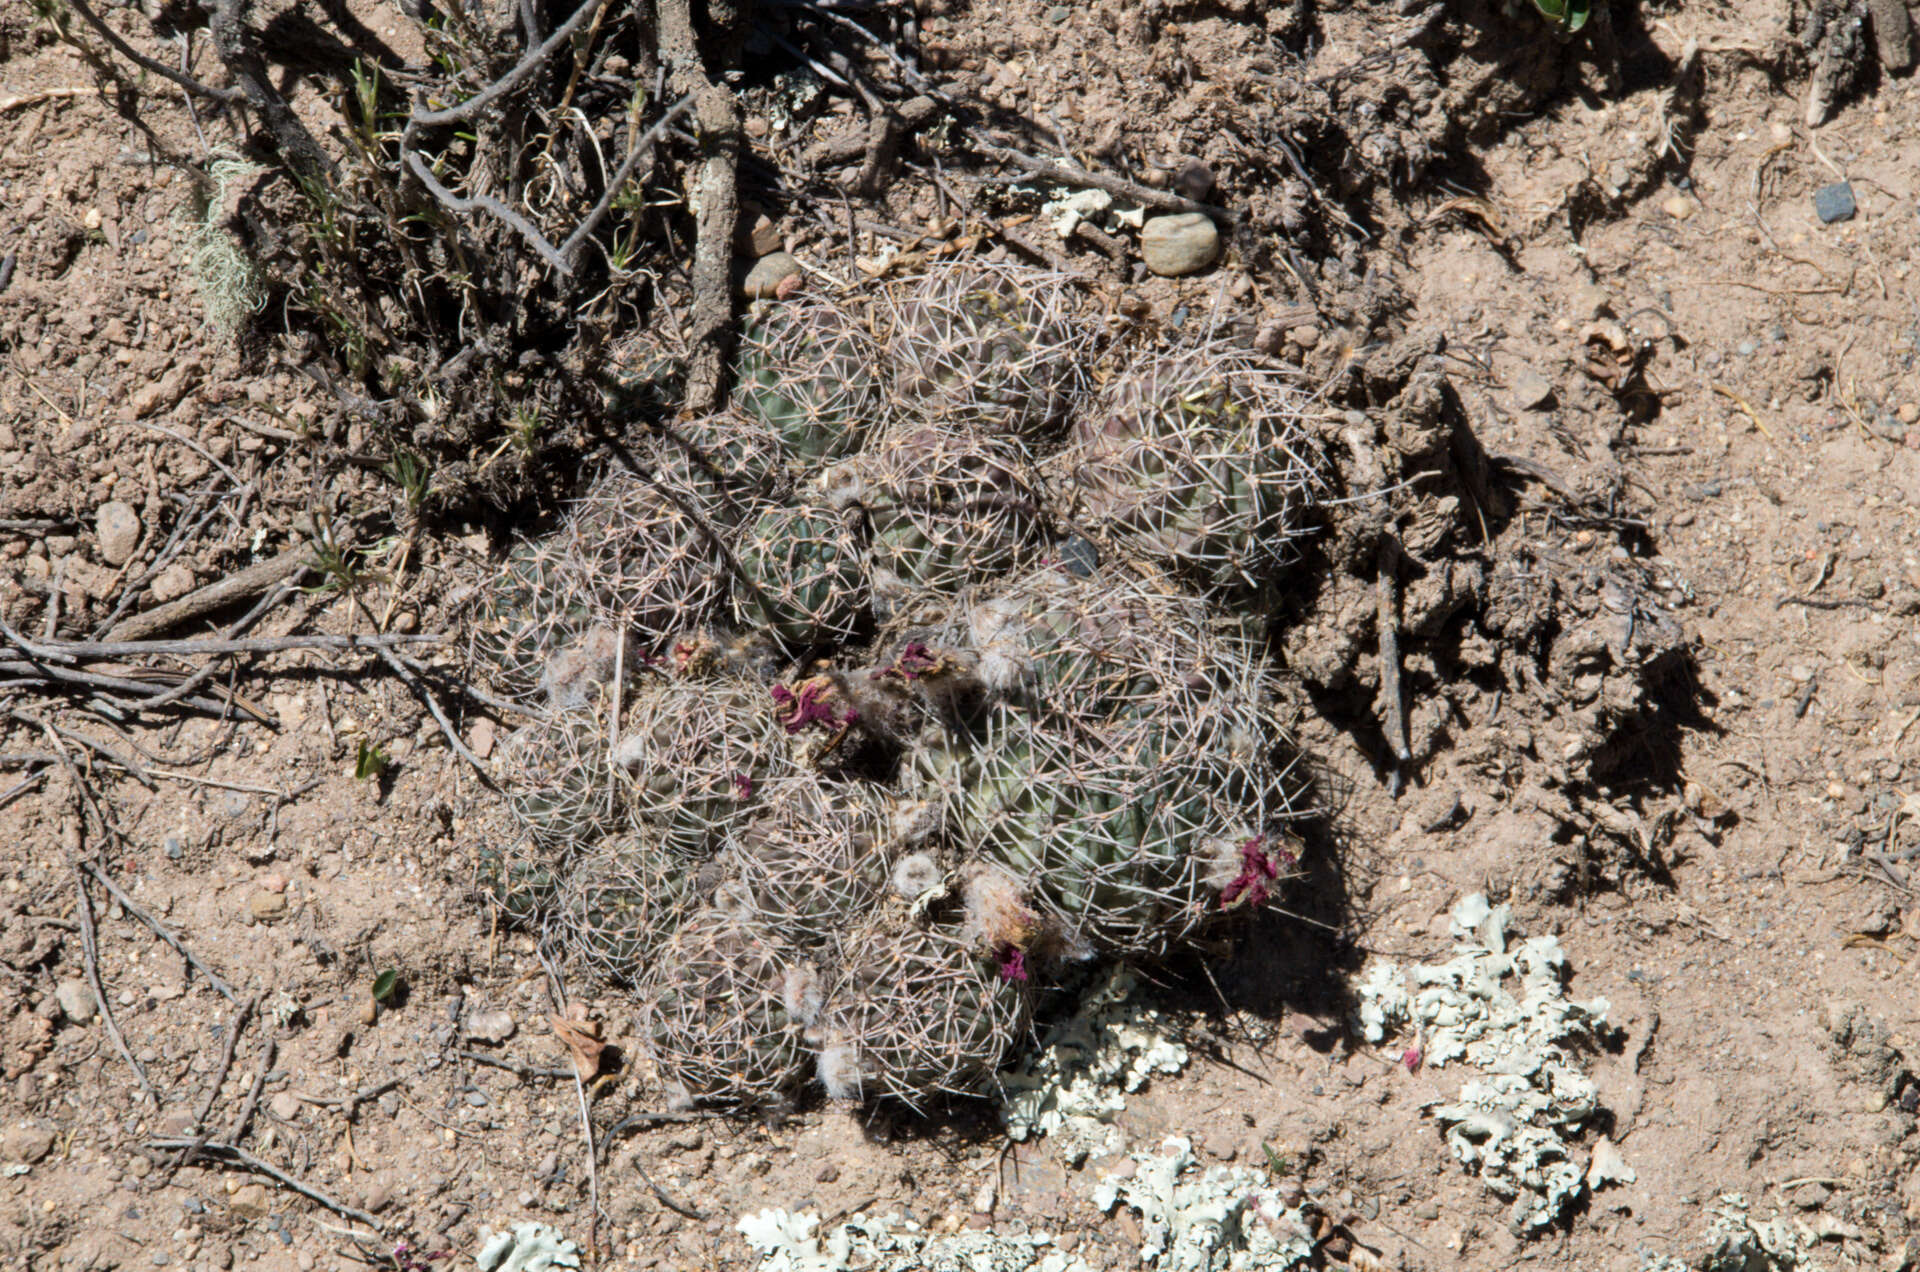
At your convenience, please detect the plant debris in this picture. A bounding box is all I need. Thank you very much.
[1355,893,1612,1233]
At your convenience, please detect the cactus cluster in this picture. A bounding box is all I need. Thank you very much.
[472,260,1325,1112]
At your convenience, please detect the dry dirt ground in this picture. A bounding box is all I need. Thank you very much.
[6,0,1920,1269]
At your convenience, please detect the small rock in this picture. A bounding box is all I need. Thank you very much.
[56,979,97,1023]
[248,891,288,922]
[1047,3,1070,20]
[268,1092,302,1121]
[971,1182,996,1215]
[469,718,496,761]
[745,214,782,258]
[96,501,142,567]
[1661,195,1695,221]
[1736,339,1757,357]
[230,1183,271,1218]
[667,1129,704,1154]
[148,563,195,603]
[815,1163,839,1184]
[126,1154,152,1179]
[536,1152,560,1181]
[465,1010,516,1044]
[1814,181,1857,224]
[158,1109,197,1136]
[2,1124,55,1164]
[1139,213,1221,277]
[362,1181,394,1213]
[259,872,287,893]
[1172,158,1214,202]
[742,251,801,299]
[163,836,183,861]
[1510,365,1555,411]
[241,839,276,865]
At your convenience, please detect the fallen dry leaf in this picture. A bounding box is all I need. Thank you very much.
[549,1011,606,1081]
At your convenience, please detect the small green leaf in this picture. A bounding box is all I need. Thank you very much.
[1261,1140,1292,1178]
[353,738,389,782]
[371,969,399,1003]
[1530,0,1593,32]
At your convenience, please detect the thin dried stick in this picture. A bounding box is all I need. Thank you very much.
[574,1068,602,1266]
[409,0,611,126]
[1376,537,1410,767]
[6,710,155,789]
[0,660,247,717]
[159,994,256,1183]
[7,630,444,660]
[0,86,108,113]
[73,863,160,1106]
[80,861,237,1002]
[367,644,491,782]
[106,544,313,642]
[223,1036,276,1144]
[62,0,240,102]
[0,770,46,811]
[145,1136,384,1231]
[975,143,1236,220]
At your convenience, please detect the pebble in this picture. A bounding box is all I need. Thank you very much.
[1900,403,1919,425]
[1736,339,1757,357]
[469,718,496,761]
[149,563,195,603]
[2,1124,56,1164]
[741,251,801,299]
[96,500,142,566]
[1509,365,1555,411]
[268,1092,302,1121]
[1172,158,1214,202]
[1661,195,1695,220]
[163,836,183,861]
[1814,181,1857,224]
[127,1155,153,1179]
[248,891,288,922]
[56,978,97,1023]
[744,214,781,258]
[159,1109,197,1136]
[1139,213,1221,276]
[363,1181,394,1212]
[464,1090,490,1107]
[465,1009,516,1044]
[230,1184,270,1218]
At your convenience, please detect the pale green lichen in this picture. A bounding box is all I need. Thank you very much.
[1090,1136,1316,1272]
[738,1208,1090,1272]
[474,1222,580,1272]
[1640,1194,1852,1271]
[1355,893,1613,1234]
[999,967,1188,1163]
[180,157,267,341]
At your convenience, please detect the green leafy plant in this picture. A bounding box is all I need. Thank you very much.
[1530,0,1593,34]
[371,969,401,1004]
[354,738,390,782]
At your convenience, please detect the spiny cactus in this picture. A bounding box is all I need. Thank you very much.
[469,262,1325,1114]
[556,464,739,649]
[884,261,1095,441]
[716,773,893,948]
[636,908,814,1110]
[477,837,567,927]
[497,713,626,848]
[822,422,1043,620]
[467,537,591,703]
[616,677,795,859]
[1056,343,1322,592]
[559,834,693,979]
[731,501,871,648]
[813,912,1032,1110]
[734,298,885,466]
